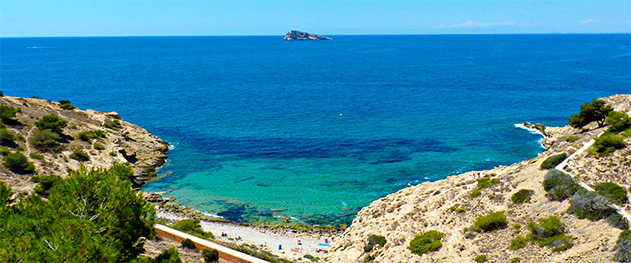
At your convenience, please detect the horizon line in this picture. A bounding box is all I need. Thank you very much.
[2,32,630,38]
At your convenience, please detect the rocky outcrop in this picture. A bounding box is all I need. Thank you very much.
[327,94,631,262]
[283,30,332,40]
[0,96,168,190]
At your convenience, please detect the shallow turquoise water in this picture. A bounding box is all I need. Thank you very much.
[1,34,629,224]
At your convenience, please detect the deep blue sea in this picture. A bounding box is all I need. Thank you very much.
[1,35,629,225]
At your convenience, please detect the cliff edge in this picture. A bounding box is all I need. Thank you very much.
[0,96,169,192]
[328,94,631,262]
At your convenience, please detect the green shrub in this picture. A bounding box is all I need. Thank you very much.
[595,182,628,205]
[477,176,500,189]
[510,236,527,250]
[31,175,63,196]
[565,136,580,143]
[540,153,567,170]
[202,249,219,263]
[0,147,10,155]
[109,151,118,157]
[591,134,626,155]
[70,148,90,162]
[364,234,386,252]
[568,99,613,128]
[449,203,466,213]
[94,143,106,151]
[511,189,534,204]
[180,238,196,250]
[76,130,106,142]
[543,169,579,201]
[3,151,35,174]
[568,188,626,230]
[104,119,122,129]
[29,153,44,160]
[0,128,15,146]
[171,218,214,239]
[14,133,25,142]
[153,247,183,263]
[0,104,18,121]
[527,216,573,252]
[68,124,78,129]
[469,189,482,198]
[30,129,61,151]
[59,100,76,110]
[615,230,631,262]
[606,111,631,133]
[511,258,521,263]
[474,254,487,262]
[472,211,507,232]
[15,145,24,152]
[35,113,67,134]
[407,230,443,256]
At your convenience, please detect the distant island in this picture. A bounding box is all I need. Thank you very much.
[284,30,332,40]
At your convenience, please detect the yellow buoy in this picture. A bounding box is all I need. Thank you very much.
[340,114,343,117]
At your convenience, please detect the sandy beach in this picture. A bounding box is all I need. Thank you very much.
[157,211,336,262]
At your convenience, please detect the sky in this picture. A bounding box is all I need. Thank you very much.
[1,0,630,37]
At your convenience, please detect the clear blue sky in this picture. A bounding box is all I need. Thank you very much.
[1,0,630,37]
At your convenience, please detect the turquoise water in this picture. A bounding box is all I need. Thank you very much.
[1,34,629,224]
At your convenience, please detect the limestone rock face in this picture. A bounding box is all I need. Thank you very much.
[283,30,332,40]
[0,96,169,190]
[328,94,631,263]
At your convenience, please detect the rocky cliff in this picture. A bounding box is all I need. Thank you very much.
[0,96,168,192]
[284,30,332,40]
[327,94,631,262]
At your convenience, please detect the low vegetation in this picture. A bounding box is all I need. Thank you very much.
[35,113,67,134]
[105,119,122,129]
[202,249,220,263]
[0,104,18,123]
[70,148,90,162]
[569,188,628,229]
[594,182,628,205]
[180,238,197,250]
[543,169,579,201]
[470,175,500,198]
[527,216,573,252]
[510,236,528,250]
[0,128,16,146]
[540,153,566,170]
[449,203,466,213]
[605,111,631,133]
[474,254,487,262]
[590,134,626,155]
[30,175,63,196]
[170,218,214,239]
[511,189,534,204]
[151,247,183,263]
[565,136,580,143]
[94,143,106,150]
[615,230,631,262]
[76,130,106,142]
[364,235,386,252]
[407,230,443,256]
[59,100,76,110]
[3,151,35,174]
[30,129,61,150]
[472,211,507,232]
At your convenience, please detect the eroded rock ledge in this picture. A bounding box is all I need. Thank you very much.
[0,96,168,190]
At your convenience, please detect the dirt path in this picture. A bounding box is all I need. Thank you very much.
[24,126,36,157]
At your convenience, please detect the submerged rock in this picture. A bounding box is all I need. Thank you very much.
[283,30,332,40]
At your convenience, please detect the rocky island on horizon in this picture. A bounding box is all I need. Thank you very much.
[284,30,332,40]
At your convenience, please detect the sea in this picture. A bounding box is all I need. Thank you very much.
[1,34,629,225]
